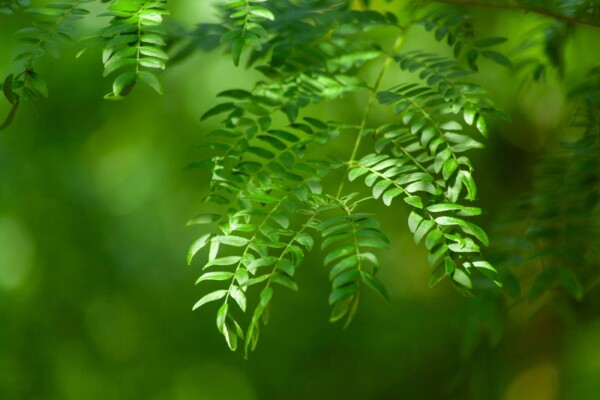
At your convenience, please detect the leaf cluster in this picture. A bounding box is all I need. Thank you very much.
[417,4,512,71]
[187,1,505,354]
[81,0,168,99]
[1,0,93,130]
[1,0,170,129]
[493,73,600,303]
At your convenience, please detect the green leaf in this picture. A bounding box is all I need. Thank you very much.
[139,46,168,59]
[324,244,355,265]
[247,256,277,274]
[137,70,163,94]
[443,158,459,180]
[25,7,63,16]
[103,58,137,77]
[230,285,247,311]
[275,259,295,276]
[216,303,228,332]
[481,50,512,68]
[435,216,489,246]
[382,187,403,206]
[271,271,298,291]
[204,256,242,268]
[187,233,211,265]
[474,37,507,47]
[112,71,137,97]
[248,6,274,20]
[427,203,481,216]
[425,229,443,250]
[3,74,15,103]
[404,196,423,209]
[192,290,228,310]
[452,269,472,289]
[245,286,273,356]
[444,256,456,275]
[222,320,238,351]
[463,107,477,126]
[187,213,220,226]
[201,103,237,120]
[231,36,244,67]
[26,71,48,98]
[328,283,358,305]
[467,49,479,71]
[349,167,369,182]
[0,100,20,131]
[329,255,359,280]
[212,235,249,247]
[372,180,392,199]
[408,211,424,233]
[429,263,446,288]
[360,271,389,301]
[196,271,234,284]
[459,170,478,200]
[414,219,434,245]
[139,58,166,70]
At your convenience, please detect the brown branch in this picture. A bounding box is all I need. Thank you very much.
[429,0,600,30]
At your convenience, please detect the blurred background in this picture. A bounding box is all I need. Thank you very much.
[1,1,600,399]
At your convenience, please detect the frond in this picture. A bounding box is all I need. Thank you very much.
[348,153,497,292]
[219,0,275,66]
[189,2,505,355]
[188,86,340,353]
[317,194,390,326]
[416,4,512,70]
[362,52,507,291]
[82,0,169,99]
[390,51,509,131]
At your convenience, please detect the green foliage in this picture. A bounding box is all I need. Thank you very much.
[1,0,169,129]
[417,4,512,71]
[1,0,93,130]
[184,1,509,354]
[81,0,169,99]
[0,0,29,14]
[493,71,600,302]
[220,0,274,66]
[1,0,599,362]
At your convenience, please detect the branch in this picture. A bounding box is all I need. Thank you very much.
[430,0,600,29]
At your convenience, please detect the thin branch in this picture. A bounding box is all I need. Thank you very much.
[430,0,600,29]
[336,26,411,198]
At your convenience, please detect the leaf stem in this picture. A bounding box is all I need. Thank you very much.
[264,211,317,289]
[336,25,411,198]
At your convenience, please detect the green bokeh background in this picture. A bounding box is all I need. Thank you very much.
[1,1,600,399]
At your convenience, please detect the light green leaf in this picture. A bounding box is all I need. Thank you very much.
[196,271,234,284]
[271,271,298,291]
[230,285,247,311]
[212,235,249,247]
[137,70,163,94]
[187,233,211,265]
[452,269,472,289]
[192,290,228,310]
[112,71,137,97]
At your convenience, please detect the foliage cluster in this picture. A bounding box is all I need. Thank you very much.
[1,0,599,358]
